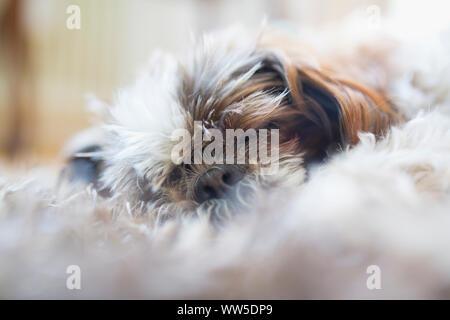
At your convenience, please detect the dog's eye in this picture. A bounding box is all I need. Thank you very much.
[182,163,192,171]
[168,167,182,183]
[266,122,279,130]
[167,164,192,184]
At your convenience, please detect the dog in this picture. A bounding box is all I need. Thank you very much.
[63,27,402,222]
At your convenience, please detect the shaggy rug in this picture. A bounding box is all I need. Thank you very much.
[1,24,450,299]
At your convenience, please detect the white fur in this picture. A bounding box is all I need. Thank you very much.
[101,51,188,193]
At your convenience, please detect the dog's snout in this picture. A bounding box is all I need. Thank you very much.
[194,166,244,203]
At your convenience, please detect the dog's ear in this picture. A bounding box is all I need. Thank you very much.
[59,145,110,195]
[63,145,103,184]
[58,126,110,196]
[258,53,401,161]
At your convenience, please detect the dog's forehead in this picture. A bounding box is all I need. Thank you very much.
[178,38,285,130]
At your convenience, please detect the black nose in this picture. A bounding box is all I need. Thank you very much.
[194,166,244,203]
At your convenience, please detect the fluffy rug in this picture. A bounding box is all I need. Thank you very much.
[1,24,450,299]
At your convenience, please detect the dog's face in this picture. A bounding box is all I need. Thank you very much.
[68,30,400,221]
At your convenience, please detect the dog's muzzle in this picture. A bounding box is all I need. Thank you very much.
[194,166,244,203]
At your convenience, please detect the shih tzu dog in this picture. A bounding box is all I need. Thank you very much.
[63,28,401,222]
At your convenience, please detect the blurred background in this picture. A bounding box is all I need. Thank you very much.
[0,0,448,164]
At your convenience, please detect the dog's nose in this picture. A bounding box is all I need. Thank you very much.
[194,166,244,203]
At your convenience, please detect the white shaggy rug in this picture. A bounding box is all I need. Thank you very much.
[1,25,450,299]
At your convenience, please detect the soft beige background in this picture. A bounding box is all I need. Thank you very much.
[0,0,447,163]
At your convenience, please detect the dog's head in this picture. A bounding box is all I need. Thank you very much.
[66,29,400,221]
